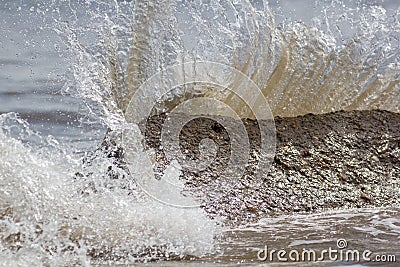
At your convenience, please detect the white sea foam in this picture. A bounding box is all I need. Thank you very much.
[0,113,220,265]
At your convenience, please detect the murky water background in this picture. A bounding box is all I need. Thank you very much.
[0,0,399,266]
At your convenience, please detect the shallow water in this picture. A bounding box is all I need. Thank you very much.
[0,0,399,266]
[213,208,400,266]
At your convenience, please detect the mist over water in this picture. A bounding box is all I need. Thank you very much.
[0,0,399,265]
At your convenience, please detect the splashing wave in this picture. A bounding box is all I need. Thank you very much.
[0,113,219,265]
[0,0,399,264]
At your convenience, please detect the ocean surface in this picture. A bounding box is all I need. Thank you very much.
[0,0,399,266]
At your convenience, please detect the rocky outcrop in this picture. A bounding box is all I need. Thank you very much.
[143,110,400,223]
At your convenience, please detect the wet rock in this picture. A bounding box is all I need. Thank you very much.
[142,109,400,224]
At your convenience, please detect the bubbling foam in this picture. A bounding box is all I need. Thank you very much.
[0,113,220,265]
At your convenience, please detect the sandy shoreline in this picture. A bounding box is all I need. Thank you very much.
[142,109,400,224]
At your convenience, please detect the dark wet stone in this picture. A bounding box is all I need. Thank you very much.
[75,109,399,225]
[141,109,400,224]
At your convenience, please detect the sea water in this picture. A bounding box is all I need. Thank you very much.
[0,0,399,265]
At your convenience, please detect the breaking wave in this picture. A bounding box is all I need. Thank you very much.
[0,0,399,265]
